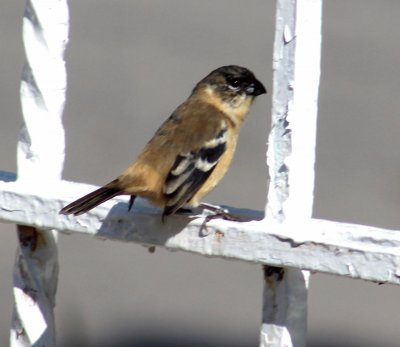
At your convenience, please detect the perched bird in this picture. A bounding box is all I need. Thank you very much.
[60,65,266,219]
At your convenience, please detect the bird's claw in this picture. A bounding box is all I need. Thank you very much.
[199,203,243,236]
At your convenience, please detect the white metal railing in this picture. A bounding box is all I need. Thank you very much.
[1,0,400,346]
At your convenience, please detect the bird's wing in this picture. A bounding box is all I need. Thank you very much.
[162,125,228,216]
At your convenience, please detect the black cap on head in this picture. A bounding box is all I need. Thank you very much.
[211,65,267,96]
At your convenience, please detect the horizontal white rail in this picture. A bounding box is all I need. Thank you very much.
[4,1,397,345]
[1,173,400,286]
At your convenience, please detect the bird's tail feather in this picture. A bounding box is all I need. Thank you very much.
[60,186,121,216]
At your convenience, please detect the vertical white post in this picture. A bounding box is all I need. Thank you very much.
[10,1,69,346]
[262,0,322,346]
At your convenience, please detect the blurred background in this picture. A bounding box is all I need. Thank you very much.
[1,1,400,346]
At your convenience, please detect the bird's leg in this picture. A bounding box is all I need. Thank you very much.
[128,195,136,211]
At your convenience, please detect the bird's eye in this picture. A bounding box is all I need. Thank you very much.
[227,78,241,90]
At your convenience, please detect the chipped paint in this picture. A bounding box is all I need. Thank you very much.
[10,1,69,346]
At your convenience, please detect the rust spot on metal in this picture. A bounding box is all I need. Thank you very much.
[17,225,38,251]
[264,265,285,287]
[17,225,47,251]
[23,286,38,302]
[16,327,25,339]
[214,230,225,242]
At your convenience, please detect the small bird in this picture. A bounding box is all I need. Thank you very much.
[60,65,266,219]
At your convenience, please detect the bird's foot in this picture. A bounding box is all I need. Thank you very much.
[199,203,242,236]
[200,202,242,221]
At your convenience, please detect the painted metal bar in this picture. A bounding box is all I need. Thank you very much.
[262,0,322,346]
[1,178,399,286]
[10,1,69,346]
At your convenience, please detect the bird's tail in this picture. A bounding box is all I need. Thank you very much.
[60,186,121,216]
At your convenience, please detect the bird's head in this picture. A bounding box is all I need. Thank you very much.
[194,65,266,97]
[192,65,267,124]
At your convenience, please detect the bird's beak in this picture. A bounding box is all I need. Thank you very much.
[246,79,267,96]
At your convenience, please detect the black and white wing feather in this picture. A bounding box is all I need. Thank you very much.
[162,127,227,216]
